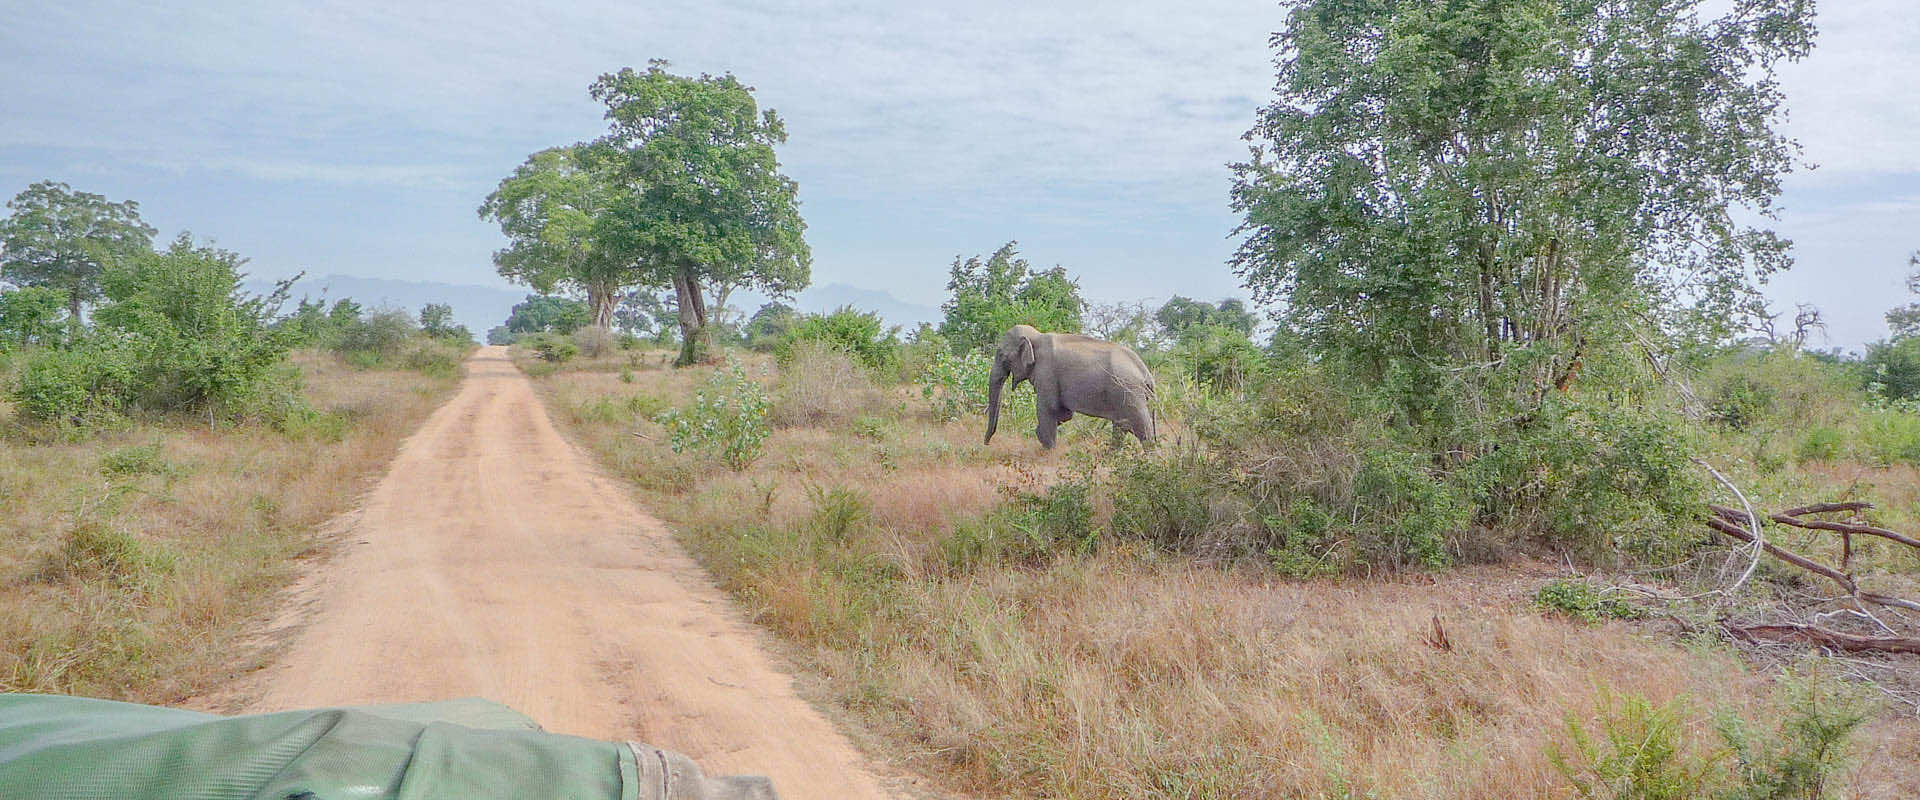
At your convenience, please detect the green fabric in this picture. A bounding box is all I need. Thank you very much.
[0,694,636,800]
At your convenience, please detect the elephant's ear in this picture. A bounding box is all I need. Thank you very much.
[1018,335,1035,373]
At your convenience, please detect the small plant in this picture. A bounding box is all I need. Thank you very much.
[1534,578,1641,623]
[38,520,175,587]
[850,414,893,441]
[1715,674,1871,800]
[100,443,176,477]
[654,362,771,470]
[1794,427,1843,462]
[1547,690,1723,800]
[808,485,870,543]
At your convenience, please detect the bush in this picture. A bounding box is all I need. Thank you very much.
[1865,337,1920,401]
[775,307,901,375]
[402,338,466,379]
[0,286,68,349]
[937,481,1097,573]
[1547,691,1721,800]
[770,340,890,428]
[38,520,174,587]
[333,308,416,362]
[527,333,578,364]
[916,349,991,424]
[1715,674,1871,800]
[1110,446,1242,554]
[1796,427,1843,462]
[11,340,137,423]
[655,362,772,470]
[1709,374,1776,430]
[1348,448,1467,570]
[1172,324,1266,393]
[1534,578,1640,623]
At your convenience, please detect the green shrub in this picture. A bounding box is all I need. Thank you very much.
[936,481,1096,572]
[776,307,901,375]
[1264,498,1342,579]
[1350,448,1465,570]
[1865,337,1920,401]
[655,362,772,470]
[333,308,417,363]
[807,485,870,543]
[401,338,465,378]
[1533,578,1640,623]
[1795,427,1843,462]
[1173,324,1266,393]
[38,520,175,587]
[1709,374,1777,431]
[0,286,68,348]
[1715,674,1871,800]
[100,442,176,477]
[1110,447,1235,553]
[916,349,991,424]
[1547,691,1722,800]
[528,333,578,364]
[11,337,139,423]
[1857,406,1920,465]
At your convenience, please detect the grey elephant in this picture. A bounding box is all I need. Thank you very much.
[985,324,1156,449]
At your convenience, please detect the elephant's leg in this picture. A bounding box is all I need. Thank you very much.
[1036,411,1060,449]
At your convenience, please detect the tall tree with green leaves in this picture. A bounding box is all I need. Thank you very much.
[590,61,811,365]
[939,241,1085,353]
[479,145,633,331]
[1232,0,1814,430]
[0,181,157,317]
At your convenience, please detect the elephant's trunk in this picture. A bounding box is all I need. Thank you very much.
[985,359,1007,444]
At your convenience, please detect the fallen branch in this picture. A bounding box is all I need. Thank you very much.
[1726,623,1920,655]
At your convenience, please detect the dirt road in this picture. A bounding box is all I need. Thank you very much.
[230,347,894,799]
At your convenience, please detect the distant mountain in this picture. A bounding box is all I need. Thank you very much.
[248,274,527,340]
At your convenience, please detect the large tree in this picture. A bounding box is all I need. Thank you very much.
[590,62,811,365]
[479,146,634,331]
[939,241,1085,353]
[1232,0,1814,427]
[0,181,157,317]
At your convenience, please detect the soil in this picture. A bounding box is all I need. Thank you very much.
[208,346,895,800]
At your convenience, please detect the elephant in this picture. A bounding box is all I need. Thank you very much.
[985,324,1156,449]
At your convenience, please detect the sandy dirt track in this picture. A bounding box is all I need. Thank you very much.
[230,347,894,799]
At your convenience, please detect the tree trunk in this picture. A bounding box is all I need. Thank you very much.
[672,270,711,366]
[587,281,618,333]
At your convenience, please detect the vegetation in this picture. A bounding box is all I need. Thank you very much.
[938,241,1085,353]
[482,61,811,365]
[0,180,157,317]
[1,350,459,700]
[528,340,1918,798]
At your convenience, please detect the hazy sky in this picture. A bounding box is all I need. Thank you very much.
[2,1,1914,348]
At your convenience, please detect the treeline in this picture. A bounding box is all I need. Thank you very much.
[0,181,475,432]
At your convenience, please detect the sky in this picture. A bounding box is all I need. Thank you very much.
[1,1,1914,349]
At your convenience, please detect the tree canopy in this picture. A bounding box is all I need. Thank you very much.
[939,241,1085,353]
[479,146,633,330]
[1232,0,1814,430]
[1155,296,1256,341]
[0,181,157,317]
[590,61,811,365]
[504,294,589,336]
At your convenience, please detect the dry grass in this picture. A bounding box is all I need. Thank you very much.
[528,345,1920,799]
[0,349,459,702]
